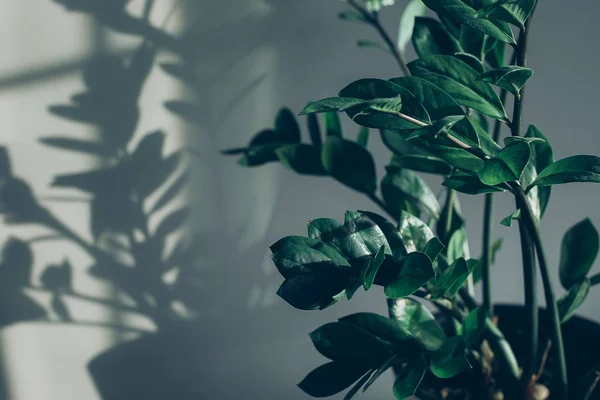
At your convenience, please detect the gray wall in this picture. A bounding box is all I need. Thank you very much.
[0,0,599,399]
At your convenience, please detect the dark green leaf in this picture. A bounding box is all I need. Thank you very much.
[357,127,370,148]
[275,108,301,143]
[421,0,516,44]
[478,141,531,185]
[476,0,536,29]
[270,236,351,268]
[300,97,366,115]
[424,237,445,262]
[154,207,189,237]
[433,257,471,298]
[276,144,327,175]
[486,39,506,69]
[443,171,506,195]
[389,154,452,175]
[298,362,369,398]
[478,66,534,97]
[408,55,508,120]
[525,125,553,216]
[559,218,599,289]
[393,354,427,399]
[358,211,407,258]
[388,297,446,351]
[344,369,375,400]
[364,245,386,290]
[271,244,340,279]
[453,52,485,74]
[430,336,472,378]
[558,278,591,323]
[322,137,377,193]
[39,137,112,156]
[398,0,428,54]
[307,113,322,146]
[385,252,436,298]
[361,355,397,393]
[431,145,485,172]
[382,169,441,219]
[462,307,488,347]
[277,269,348,310]
[412,17,462,58]
[529,155,600,188]
[310,322,391,364]
[398,211,435,253]
[446,228,466,263]
[344,211,393,256]
[339,312,418,348]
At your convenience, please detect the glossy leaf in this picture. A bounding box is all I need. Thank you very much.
[344,369,375,400]
[382,169,441,219]
[385,252,435,298]
[500,209,521,227]
[446,228,466,264]
[275,108,301,143]
[397,0,428,54]
[325,112,343,137]
[477,0,536,29]
[558,278,591,323]
[362,355,397,393]
[559,218,599,289]
[276,144,327,176]
[389,154,452,175]
[443,171,506,195]
[430,336,472,378]
[412,17,462,57]
[339,312,418,348]
[478,66,533,97]
[310,322,391,364]
[398,211,435,253]
[462,307,488,347]
[526,124,553,216]
[344,211,393,256]
[453,52,485,74]
[433,257,471,298]
[270,236,351,268]
[300,97,366,115]
[392,354,427,399]
[357,127,370,148]
[478,141,531,185]
[277,269,348,310]
[431,145,484,172]
[364,245,386,290]
[322,137,377,193]
[529,155,600,188]
[298,362,369,398]
[408,55,507,120]
[421,0,516,44]
[271,244,340,279]
[388,297,446,351]
[424,237,445,262]
[307,113,322,146]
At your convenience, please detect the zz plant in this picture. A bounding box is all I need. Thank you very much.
[225,0,600,399]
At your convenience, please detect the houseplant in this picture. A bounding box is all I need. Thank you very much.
[225,0,600,399]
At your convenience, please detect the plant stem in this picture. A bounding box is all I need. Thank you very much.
[481,193,494,317]
[442,188,455,245]
[518,220,538,397]
[346,0,411,76]
[515,188,568,399]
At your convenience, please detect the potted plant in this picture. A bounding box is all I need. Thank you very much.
[224,0,600,398]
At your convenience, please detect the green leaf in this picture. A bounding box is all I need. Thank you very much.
[478,66,534,97]
[525,125,553,216]
[338,10,368,23]
[300,97,366,115]
[559,218,599,289]
[408,115,464,140]
[382,169,441,219]
[398,0,428,54]
[339,312,418,348]
[357,127,370,148]
[389,154,452,175]
[433,257,471,298]
[270,244,340,279]
[558,279,591,323]
[477,0,536,30]
[500,209,521,227]
[421,0,516,44]
[344,369,375,400]
[362,355,398,393]
[385,252,436,298]
[276,144,327,176]
[310,321,392,365]
[364,245,386,290]
[392,354,427,399]
[478,141,531,185]
[431,145,485,172]
[424,237,445,262]
[388,297,446,351]
[277,269,348,310]
[443,171,506,195]
[446,228,466,263]
[358,211,407,258]
[398,211,435,253]
[462,307,488,347]
[298,362,369,398]
[408,55,508,120]
[322,137,377,193]
[325,112,343,137]
[486,39,506,69]
[344,211,394,256]
[307,113,322,146]
[154,207,189,237]
[430,336,472,378]
[275,107,301,143]
[270,236,351,268]
[412,17,462,58]
[453,52,486,74]
[39,137,112,156]
[529,155,600,188]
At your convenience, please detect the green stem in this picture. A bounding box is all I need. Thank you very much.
[515,188,568,399]
[518,220,538,397]
[481,193,494,317]
[442,188,455,245]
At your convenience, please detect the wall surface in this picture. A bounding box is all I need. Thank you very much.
[0,0,599,399]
